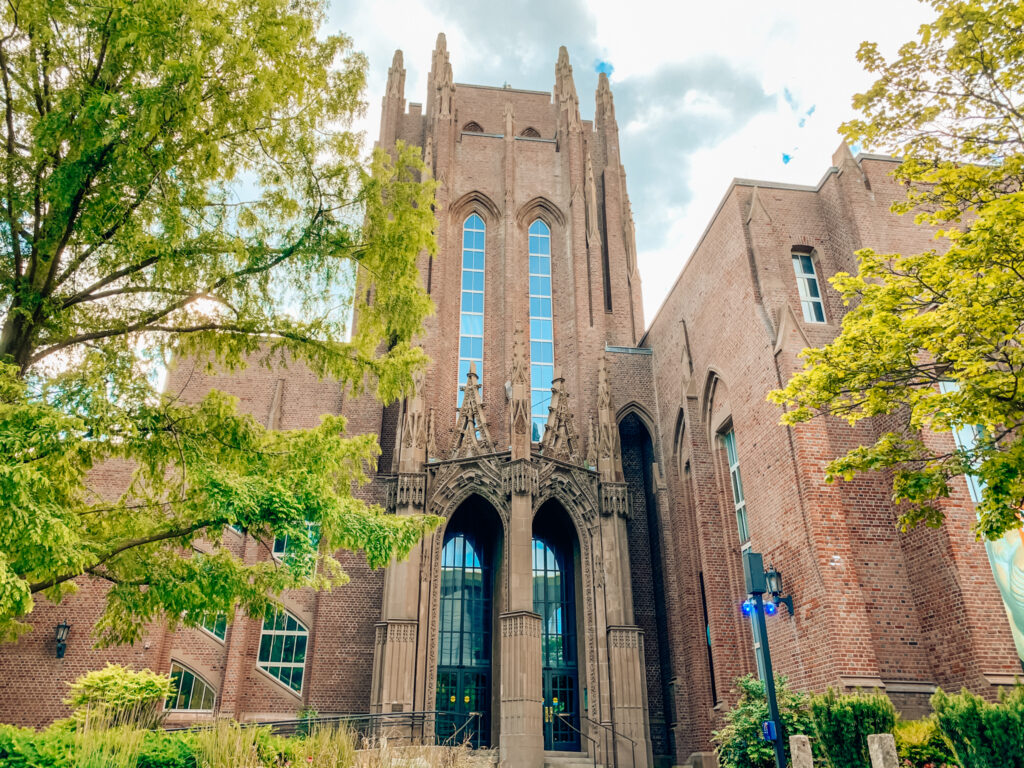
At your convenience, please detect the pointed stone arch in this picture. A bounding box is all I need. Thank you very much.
[516,196,566,229]
[520,126,541,138]
[700,368,732,446]
[462,120,484,133]
[449,190,501,225]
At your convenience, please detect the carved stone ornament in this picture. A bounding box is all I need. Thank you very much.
[501,611,541,638]
[585,154,602,251]
[387,473,427,510]
[450,362,494,459]
[585,417,598,469]
[431,33,454,119]
[508,322,531,441]
[555,46,582,132]
[597,352,624,481]
[386,50,406,100]
[400,370,428,470]
[540,368,582,464]
[600,481,630,519]
[503,458,539,497]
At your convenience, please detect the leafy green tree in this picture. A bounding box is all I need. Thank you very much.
[770,0,1024,539]
[0,0,438,643]
[711,675,815,768]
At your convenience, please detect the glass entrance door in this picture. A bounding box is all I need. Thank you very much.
[534,537,580,751]
[436,531,491,747]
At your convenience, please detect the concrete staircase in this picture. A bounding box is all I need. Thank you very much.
[543,750,602,768]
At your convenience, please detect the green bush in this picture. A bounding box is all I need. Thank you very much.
[712,674,815,768]
[137,731,198,768]
[65,664,174,729]
[810,687,896,768]
[932,685,1024,768]
[895,719,957,768]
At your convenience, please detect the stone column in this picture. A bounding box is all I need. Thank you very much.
[500,456,543,767]
[608,626,653,768]
[499,610,543,768]
[370,473,427,717]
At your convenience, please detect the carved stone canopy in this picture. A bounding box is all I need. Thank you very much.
[450,362,495,459]
[540,367,582,465]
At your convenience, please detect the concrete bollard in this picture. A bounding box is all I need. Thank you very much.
[789,734,814,768]
[867,733,899,768]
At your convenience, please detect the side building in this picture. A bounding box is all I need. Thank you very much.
[0,36,1020,768]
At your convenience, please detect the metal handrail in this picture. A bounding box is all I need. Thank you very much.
[163,708,474,743]
[442,710,482,746]
[578,714,637,768]
[555,712,598,768]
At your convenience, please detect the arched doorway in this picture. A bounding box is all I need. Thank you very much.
[533,501,581,751]
[620,411,676,761]
[436,497,501,748]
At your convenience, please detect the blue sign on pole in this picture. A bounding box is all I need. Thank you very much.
[761,720,777,742]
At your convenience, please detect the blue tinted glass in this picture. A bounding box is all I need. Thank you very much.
[799,255,814,274]
[530,342,552,363]
[530,276,551,296]
[531,318,552,341]
[529,220,550,237]
[461,314,483,336]
[535,237,550,256]
[532,363,553,390]
[531,418,545,441]
[463,250,482,270]
[812,303,825,322]
[463,231,473,248]
[473,230,485,250]
[466,214,483,230]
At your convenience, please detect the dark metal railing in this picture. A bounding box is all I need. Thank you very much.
[555,713,598,768]
[164,709,480,747]
[576,714,637,768]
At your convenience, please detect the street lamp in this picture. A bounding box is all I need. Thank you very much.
[55,621,70,659]
[764,564,794,616]
[742,551,795,768]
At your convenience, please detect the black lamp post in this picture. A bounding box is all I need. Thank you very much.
[742,551,791,768]
[55,621,70,659]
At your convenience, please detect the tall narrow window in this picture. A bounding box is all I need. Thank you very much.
[258,606,308,693]
[459,215,486,407]
[529,220,554,440]
[792,252,826,323]
[722,430,750,546]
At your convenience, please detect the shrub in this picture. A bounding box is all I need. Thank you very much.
[932,685,1024,768]
[810,688,896,768]
[65,664,173,729]
[137,731,198,768]
[894,719,956,768]
[712,674,815,768]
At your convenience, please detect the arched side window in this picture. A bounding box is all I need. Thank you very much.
[199,612,227,641]
[520,127,540,138]
[167,662,216,711]
[721,429,750,547]
[791,249,826,323]
[528,220,553,440]
[459,215,486,407]
[462,121,483,133]
[258,606,308,693]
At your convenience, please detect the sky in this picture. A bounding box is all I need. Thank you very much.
[331,0,934,323]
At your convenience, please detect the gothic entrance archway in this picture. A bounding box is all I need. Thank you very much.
[435,497,502,748]
[533,501,581,752]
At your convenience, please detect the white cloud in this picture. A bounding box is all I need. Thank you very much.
[328,0,934,321]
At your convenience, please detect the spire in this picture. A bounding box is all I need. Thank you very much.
[450,362,494,458]
[429,32,454,119]
[596,71,616,126]
[596,352,623,482]
[508,322,531,460]
[386,50,406,101]
[554,45,582,132]
[540,367,582,464]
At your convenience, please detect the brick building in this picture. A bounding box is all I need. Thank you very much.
[2,35,1022,768]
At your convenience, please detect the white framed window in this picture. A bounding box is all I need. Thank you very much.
[722,430,750,546]
[528,219,554,440]
[167,662,216,711]
[258,605,308,693]
[273,522,320,561]
[458,215,486,407]
[199,612,227,641]
[792,252,826,323]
